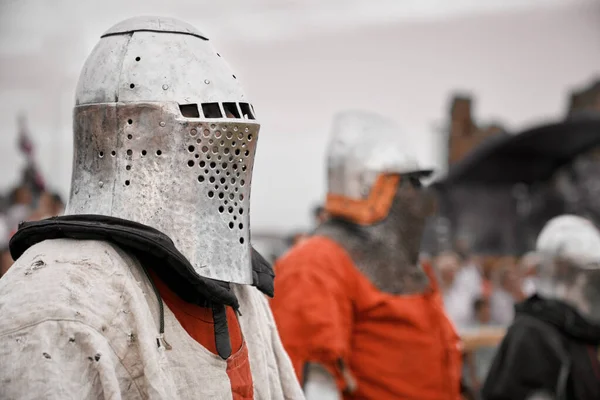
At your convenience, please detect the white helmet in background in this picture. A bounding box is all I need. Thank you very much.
[535,215,600,322]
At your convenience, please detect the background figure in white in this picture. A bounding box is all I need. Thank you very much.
[437,251,482,328]
[490,264,525,326]
[520,252,541,297]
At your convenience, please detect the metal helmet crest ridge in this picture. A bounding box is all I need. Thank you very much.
[325,110,431,225]
[67,16,259,284]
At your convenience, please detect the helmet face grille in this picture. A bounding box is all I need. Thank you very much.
[191,122,254,245]
[68,102,259,284]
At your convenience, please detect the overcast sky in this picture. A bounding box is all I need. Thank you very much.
[0,0,598,231]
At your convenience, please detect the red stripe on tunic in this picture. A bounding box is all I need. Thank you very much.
[150,270,254,399]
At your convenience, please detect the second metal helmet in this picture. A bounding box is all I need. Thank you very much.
[325,110,432,225]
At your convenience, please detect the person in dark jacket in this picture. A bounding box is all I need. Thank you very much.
[482,215,600,400]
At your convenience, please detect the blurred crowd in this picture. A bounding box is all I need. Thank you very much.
[434,250,539,329]
[0,183,64,278]
[431,249,541,392]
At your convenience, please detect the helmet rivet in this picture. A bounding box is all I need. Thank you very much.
[204,79,210,84]
[99,181,104,188]
[160,121,166,127]
[162,84,169,90]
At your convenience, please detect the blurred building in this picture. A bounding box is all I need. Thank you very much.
[447,94,507,167]
[568,77,600,116]
[426,78,600,258]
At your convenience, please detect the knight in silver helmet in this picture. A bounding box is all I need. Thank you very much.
[271,110,462,400]
[70,17,257,284]
[0,17,303,399]
[483,215,600,400]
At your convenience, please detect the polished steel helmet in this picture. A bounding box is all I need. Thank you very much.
[325,110,432,225]
[66,16,259,284]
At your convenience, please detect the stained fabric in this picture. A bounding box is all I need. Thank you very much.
[150,270,253,399]
[0,239,304,400]
[9,215,276,308]
[271,236,462,400]
[482,295,600,400]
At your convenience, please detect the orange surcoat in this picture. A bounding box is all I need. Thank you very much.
[271,236,462,400]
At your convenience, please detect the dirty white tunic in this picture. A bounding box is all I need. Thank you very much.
[0,239,304,400]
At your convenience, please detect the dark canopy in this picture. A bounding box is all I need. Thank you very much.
[437,115,600,187]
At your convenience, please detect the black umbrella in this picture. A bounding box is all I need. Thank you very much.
[437,114,600,187]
